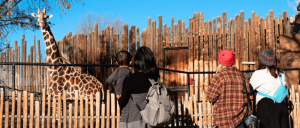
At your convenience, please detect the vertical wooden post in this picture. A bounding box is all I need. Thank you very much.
[266,14,270,51]
[227,19,232,50]
[148,17,151,48]
[123,24,128,51]
[230,18,235,52]
[208,20,213,86]
[68,103,72,128]
[283,11,287,34]
[240,11,244,71]
[42,89,45,128]
[260,17,265,53]
[101,96,105,128]
[11,91,15,128]
[74,91,78,128]
[85,98,89,128]
[17,92,21,128]
[204,21,208,91]
[279,13,283,35]
[104,27,109,88]
[97,92,103,128]
[152,20,156,52]
[80,95,84,128]
[56,93,61,128]
[0,89,3,128]
[110,27,114,66]
[14,41,18,90]
[21,34,25,90]
[213,17,217,74]
[223,11,227,49]
[129,26,136,58]
[111,93,116,128]
[5,101,8,128]
[245,20,249,70]
[30,93,34,128]
[202,90,207,127]
[36,101,40,128]
[114,33,119,53]
[158,15,163,78]
[23,91,28,128]
[90,94,94,128]
[117,101,121,128]
[106,90,111,128]
[188,17,194,96]
[217,16,222,66]
[141,32,145,47]
[79,34,87,73]
[199,13,204,93]
[137,28,140,49]
[255,15,260,70]
[235,15,240,69]
[47,94,51,128]
[275,16,280,67]
[269,10,275,53]
[250,11,255,70]
[194,12,199,100]
[87,32,92,75]
[52,96,56,128]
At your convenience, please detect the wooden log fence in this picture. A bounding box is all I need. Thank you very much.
[0,86,299,128]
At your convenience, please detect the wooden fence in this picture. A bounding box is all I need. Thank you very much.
[1,85,300,128]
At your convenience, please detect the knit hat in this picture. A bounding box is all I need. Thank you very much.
[218,49,236,66]
[258,50,275,66]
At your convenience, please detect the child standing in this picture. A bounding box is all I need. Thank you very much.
[106,51,132,99]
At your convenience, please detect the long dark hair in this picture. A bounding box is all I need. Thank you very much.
[258,57,283,78]
[134,46,160,81]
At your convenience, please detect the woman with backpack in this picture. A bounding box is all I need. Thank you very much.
[118,46,159,128]
[250,50,289,128]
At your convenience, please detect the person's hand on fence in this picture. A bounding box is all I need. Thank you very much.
[117,95,121,99]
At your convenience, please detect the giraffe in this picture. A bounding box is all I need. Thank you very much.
[31,8,104,100]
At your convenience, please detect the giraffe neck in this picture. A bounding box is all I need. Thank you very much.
[42,23,61,64]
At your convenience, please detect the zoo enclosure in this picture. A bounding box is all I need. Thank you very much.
[1,10,291,99]
[0,9,296,127]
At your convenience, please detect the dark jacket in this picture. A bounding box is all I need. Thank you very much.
[106,67,131,95]
[118,72,153,128]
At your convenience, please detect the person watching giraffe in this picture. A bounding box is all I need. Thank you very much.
[106,51,132,99]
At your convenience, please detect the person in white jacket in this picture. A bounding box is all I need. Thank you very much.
[250,50,289,128]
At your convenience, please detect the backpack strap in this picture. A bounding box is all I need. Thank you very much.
[257,72,283,102]
[148,79,168,96]
[257,92,272,99]
[279,72,283,85]
[242,74,253,114]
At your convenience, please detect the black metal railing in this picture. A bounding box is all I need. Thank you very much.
[0,62,299,97]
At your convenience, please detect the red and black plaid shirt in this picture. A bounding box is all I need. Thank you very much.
[206,66,250,128]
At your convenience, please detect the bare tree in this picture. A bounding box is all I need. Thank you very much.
[75,12,125,37]
[0,0,84,50]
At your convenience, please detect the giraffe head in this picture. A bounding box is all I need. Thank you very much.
[31,8,53,28]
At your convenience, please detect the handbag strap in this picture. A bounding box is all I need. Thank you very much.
[242,74,253,113]
[131,96,142,111]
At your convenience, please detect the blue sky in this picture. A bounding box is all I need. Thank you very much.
[6,0,297,61]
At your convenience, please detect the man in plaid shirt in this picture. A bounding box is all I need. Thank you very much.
[206,49,250,128]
